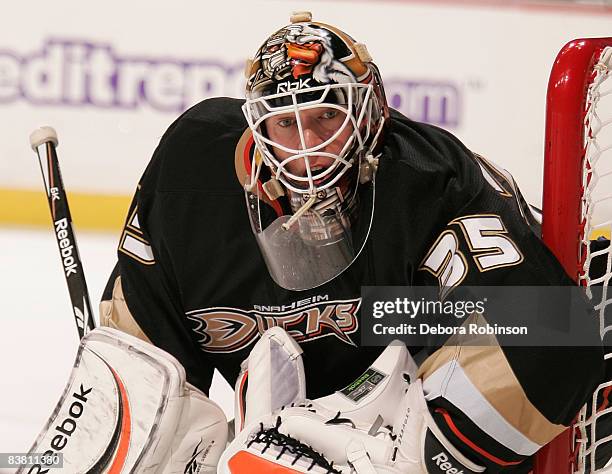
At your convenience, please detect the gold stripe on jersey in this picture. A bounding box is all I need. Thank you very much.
[424,359,541,455]
[100,275,152,343]
[418,325,567,450]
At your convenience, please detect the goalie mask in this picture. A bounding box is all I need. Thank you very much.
[242,12,388,291]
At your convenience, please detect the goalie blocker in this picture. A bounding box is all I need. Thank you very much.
[18,327,228,473]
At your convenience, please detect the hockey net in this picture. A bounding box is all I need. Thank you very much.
[536,38,612,473]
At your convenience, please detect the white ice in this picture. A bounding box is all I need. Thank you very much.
[0,226,234,473]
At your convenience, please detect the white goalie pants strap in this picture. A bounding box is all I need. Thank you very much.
[18,327,227,473]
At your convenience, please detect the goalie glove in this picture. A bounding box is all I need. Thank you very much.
[220,327,485,473]
[220,381,485,473]
[18,327,228,473]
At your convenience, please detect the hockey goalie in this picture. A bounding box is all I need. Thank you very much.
[21,10,609,474]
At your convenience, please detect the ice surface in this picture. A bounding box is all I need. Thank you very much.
[0,227,234,472]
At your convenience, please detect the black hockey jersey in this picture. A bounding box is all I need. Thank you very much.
[104,97,605,471]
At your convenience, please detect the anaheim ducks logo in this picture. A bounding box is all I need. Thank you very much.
[186,298,360,353]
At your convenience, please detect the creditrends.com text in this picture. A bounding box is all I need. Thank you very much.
[372,297,486,319]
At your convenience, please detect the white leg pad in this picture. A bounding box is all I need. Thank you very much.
[18,327,227,473]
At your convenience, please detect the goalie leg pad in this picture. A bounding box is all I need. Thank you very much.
[18,327,227,473]
[161,382,229,473]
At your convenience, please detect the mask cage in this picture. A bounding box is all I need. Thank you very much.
[242,83,382,195]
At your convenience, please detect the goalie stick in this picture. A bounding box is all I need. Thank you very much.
[29,126,95,339]
[21,129,228,473]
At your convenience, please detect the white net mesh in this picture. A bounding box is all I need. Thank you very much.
[576,45,612,474]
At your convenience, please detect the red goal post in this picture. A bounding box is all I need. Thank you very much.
[536,38,612,474]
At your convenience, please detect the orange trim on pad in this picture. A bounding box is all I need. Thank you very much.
[228,450,303,473]
[108,367,132,473]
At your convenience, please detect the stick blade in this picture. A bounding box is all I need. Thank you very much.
[29,126,58,151]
